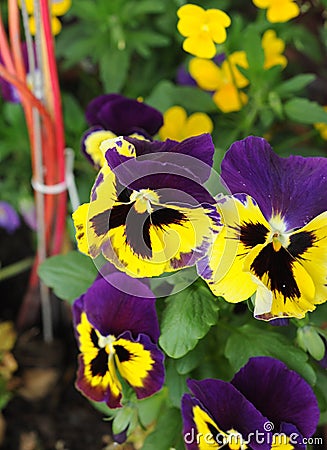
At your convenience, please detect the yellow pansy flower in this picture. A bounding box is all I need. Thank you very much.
[252,0,300,23]
[262,30,287,69]
[23,0,71,36]
[189,52,249,113]
[177,4,231,59]
[158,106,213,141]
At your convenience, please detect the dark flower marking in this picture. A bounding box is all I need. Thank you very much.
[91,201,188,258]
[250,231,316,302]
[91,348,108,377]
[288,231,315,258]
[114,345,132,363]
[238,221,269,249]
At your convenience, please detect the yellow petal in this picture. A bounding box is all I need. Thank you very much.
[114,338,154,388]
[252,0,271,7]
[203,195,267,302]
[189,58,223,91]
[177,4,206,37]
[84,130,117,168]
[266,1,300,23]
[51,16,62,36]
[183,34,217,59]
[184,112,213,138]
[159,106,187,141]
[213,84,248,113]
[51,0,72,16]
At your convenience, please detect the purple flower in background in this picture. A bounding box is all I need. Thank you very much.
[0,201,20,233]
[182,357,319,450]
[201,136,327,320]
[73,273,165,409]
[81,94,164,168]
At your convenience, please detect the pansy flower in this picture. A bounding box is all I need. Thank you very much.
[82,94,163,169]
[73,134,220,278]
[262,30,287,69]
[182,357,319,450]
[158,106,213,142]
[73,273,164,408]
[252,0,300,23]
[189,52,249,113]
[0,202,20,233]
[199,136,327,320]
[177,4,231,59]
[231,357,319,449]
[23,0,71,35]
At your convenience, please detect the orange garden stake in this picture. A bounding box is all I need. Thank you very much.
[0,0,67,341]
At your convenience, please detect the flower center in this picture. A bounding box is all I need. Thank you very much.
[98,334,116,354]
[201,23,210,33]
[268,216,290,252]
[130,189,160,214]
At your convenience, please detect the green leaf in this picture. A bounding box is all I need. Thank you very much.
[159,281,219,358]
[275,74,316,97]
[99,47,130,93]
[38,251,98,303]
[175,342,204,375]
[141,407,184,450]
[136,388,168,428]
[225,324,316,385]
[112,406,136,435]
[243,24,265,74]
[297,327,326,361]
[165,359,188,408]
[284,98,327,125]
[146,80,217,113]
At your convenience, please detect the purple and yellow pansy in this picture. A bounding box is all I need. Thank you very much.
[182,357,319,450]
[73,134,220,278]
[73,273,164,408]
[200,136,327,320]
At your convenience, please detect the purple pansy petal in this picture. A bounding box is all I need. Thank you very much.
[221,136,327,229]
[85,94,163,137]
[231,356,320,438]
[72,275,159,342]
[176,65,197,86]
[279,422,305,450]
[0,201,21,233]
[186,379,271,450]
[85,94,121,126]
[117,331,165,400]
[126,134,214,183]
[0,76,20,102]
[112,158,216,206]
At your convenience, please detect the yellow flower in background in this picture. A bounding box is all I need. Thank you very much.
[23,0,71,35]
[177,4,231,59]
[158,106,213,141]
[189,52,249,113]
[262,30,287,69]
[252,0,300,23]
[314,106,327,140]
